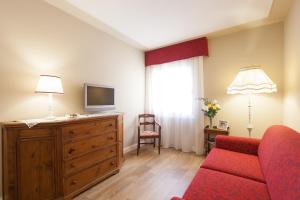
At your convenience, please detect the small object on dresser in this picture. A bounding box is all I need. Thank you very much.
[68,113,79,118]
[218,120,229,130]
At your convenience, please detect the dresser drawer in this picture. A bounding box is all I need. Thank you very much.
[62,119,116,141]
[98,118,116,132]
[64,157,117,195]
[64,145,117,176]
[63,132,116,160]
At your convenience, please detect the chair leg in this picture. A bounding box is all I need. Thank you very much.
[158,137,161,154]
[153,138,155,148]
[137,138,140,156]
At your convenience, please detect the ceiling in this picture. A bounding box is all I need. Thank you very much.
[47,0,278,50]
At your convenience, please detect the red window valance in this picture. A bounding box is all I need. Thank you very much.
[145,37,208,67]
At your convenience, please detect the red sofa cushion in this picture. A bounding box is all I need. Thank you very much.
[182,168,270,200]
[258,125,300,200]
[216,135,260,155]
[171,198,183,200]
[201,148,265,183]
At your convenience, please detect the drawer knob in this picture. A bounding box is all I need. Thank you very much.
[107,136,114,140]
[68,148,75,154]
[108,124,113,127]
[110,149,114,153]
[69,130,75,135]
[70,180,77,185]
[91,145,97,149]
[110,161,115,166]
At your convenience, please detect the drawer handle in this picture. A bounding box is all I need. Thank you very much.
[110,149,114,153]
[91,145,97,149]
[68,148,75,154]
[69,130,75,135]
[70,180,77,185]
[107,124,113,127]
[107,136,114,140]
[110,161,115,166]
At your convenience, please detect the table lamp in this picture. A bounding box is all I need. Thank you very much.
[227,67,277,137]
[35,75,64,119]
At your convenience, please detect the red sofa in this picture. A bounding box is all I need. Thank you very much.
[171,125,300,200]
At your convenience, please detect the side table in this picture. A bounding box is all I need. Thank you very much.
[204,126,230,155]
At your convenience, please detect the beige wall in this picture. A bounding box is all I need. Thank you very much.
[204,23,284,138]
[283,0,300,131]
[0,0,145,147]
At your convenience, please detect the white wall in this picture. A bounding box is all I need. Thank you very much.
[283,0,300,131]
[0,0,145,147]
[204,23,284,138]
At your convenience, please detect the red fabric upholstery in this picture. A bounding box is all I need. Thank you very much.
[201,148,265,183]
[171,198,184,200]
[181,168,270,200]
[140,131,159,137]
[145,37,208,66]
[258,125,300,200]
[216,135,260,155]
[172,125,300,200]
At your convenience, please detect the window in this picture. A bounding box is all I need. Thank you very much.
[145,57,204,154]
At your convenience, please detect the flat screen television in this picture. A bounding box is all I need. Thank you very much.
[84,83,115,112]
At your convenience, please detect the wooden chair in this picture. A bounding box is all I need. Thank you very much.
[137,114,161,155]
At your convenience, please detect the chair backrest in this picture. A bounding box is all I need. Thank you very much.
[258,125,300,200]
[139,114,155,131]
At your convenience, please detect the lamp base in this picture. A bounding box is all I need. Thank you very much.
[46,93,56,120]
[247,94,253,138]
[247,124,253,138]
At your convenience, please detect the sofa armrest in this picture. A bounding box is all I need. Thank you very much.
[171,197,184,200]
[215,135,261,155]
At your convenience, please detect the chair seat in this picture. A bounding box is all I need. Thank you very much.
[140,131,159,137]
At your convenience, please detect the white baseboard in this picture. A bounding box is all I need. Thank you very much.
[124,143,137,154]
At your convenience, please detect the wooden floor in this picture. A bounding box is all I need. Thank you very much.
[75,147,204,200]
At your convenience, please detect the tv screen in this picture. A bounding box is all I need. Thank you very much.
[84,83,115,111]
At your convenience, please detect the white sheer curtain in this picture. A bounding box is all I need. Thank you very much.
[145,57,204,154]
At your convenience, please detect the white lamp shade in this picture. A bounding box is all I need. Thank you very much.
[36,75,64,94]
[227,67,277,94]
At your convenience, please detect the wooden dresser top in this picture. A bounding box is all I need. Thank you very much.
[1,112,123,128]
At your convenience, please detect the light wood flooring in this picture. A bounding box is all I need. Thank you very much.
[75,146,204,200]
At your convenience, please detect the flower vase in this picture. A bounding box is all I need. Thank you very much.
[209,117,213,128]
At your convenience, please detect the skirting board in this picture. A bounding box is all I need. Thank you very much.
[124,143,137,154]
[123,144,204,155]
[123,143,156,154]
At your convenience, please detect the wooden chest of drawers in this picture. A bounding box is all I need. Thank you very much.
[1,114,124,200]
